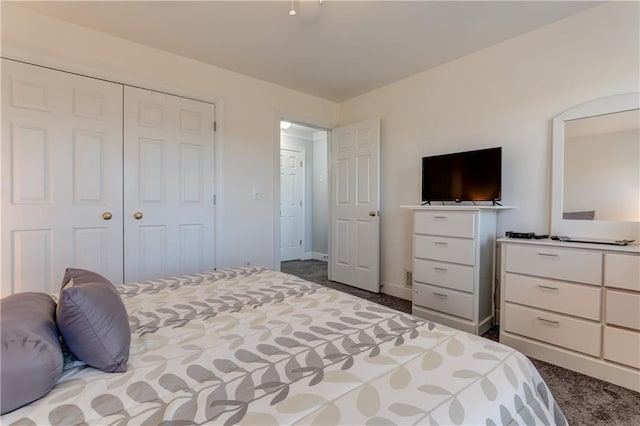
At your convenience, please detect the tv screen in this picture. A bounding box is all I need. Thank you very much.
[422,147,502,203]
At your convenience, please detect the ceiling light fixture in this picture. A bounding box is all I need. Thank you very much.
[288,0,322,17]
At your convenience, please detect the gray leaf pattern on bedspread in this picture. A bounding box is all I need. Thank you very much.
[3,267,566,425]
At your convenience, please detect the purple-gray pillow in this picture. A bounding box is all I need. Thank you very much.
[563,210,596,220]
[1,292,63,414]
[57,268,130,373]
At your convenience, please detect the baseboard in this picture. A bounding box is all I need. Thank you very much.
[301,252,313,260]
[478,315,494,335]
[380,282,412,300]
[311,252,329,262]
[412,305,476,334]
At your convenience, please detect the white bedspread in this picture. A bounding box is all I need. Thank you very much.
[2,267,566,425]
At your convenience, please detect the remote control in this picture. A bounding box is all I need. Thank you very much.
[506,231,535,239]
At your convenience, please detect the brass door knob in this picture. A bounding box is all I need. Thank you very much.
[133,211,143,220]
[102,212,113,220]
[369,211,377,217]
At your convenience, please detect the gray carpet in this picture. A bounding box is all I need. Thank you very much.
[282,259,640,426]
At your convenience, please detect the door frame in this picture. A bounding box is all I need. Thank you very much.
[274,113,334,272]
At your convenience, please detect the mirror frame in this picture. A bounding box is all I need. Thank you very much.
[551,92,640,240]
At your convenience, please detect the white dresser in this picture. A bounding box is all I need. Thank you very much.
[408,206,507,335]
[499,238,640,392]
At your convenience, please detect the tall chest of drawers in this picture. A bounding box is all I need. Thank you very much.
[409,207,503,335]
[499,239,640,392]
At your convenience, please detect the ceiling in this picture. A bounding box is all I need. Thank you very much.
[15,1,600,102]
[282,122,324,138]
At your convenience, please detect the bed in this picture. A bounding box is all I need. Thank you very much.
[2,266,566,425]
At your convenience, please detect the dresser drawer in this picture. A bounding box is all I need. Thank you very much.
[605,254,640,291]
[415,235,475,265]
[606,290,640,331]
[504,273,601,321]
[414,210,475,238]
[505,244,602,285]
[413,283,474,320]
[603,326,640,369]
[414,259,474,293]
[504,303,601,357]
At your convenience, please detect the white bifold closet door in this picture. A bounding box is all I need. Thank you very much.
[1,60,216,296]
[1,59,124,295]
[123,86,215,282]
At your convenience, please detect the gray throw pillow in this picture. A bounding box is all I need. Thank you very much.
[1,292,64,414]
[563,210,596,220]
[57,268,130,373]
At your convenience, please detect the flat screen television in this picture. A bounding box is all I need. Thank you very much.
[421,147,502,203]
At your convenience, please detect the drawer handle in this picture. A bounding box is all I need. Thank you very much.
[537,317,559,325]
[537,285,559,290]
[433,267,448,272]
[434,216,448,219]
[434,241,448,246]
[537,252,559,257]
[433,292,448,297]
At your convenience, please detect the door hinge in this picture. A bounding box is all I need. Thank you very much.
[213,121,217,132]
[213,194,216,205]
[300,161,303,167]
[299,240,302,246]
[299,200,302,207]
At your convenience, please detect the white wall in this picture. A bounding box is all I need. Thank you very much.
[1,4,339,270]
[338,2,639,296]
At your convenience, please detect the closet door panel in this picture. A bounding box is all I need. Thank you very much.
[10,124,50,204]
[1,60,124,296]
[72,227,111,274]
[138,225,168,280]
[124,87,215,282]
[11,230,53,294]
[138,137,167,202]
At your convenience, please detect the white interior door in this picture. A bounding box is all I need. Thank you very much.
[330,117,380,292]
[280,145,304,261]
[123,86,215,282]
[1,59,124,295]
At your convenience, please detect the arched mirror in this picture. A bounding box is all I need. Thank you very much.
[551,93,640,241]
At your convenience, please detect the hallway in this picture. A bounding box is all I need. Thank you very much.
[280,259,411,313]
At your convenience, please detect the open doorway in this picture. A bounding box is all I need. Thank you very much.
[279,120,329,275]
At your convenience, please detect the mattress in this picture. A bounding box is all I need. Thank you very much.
[2,267,566,425]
